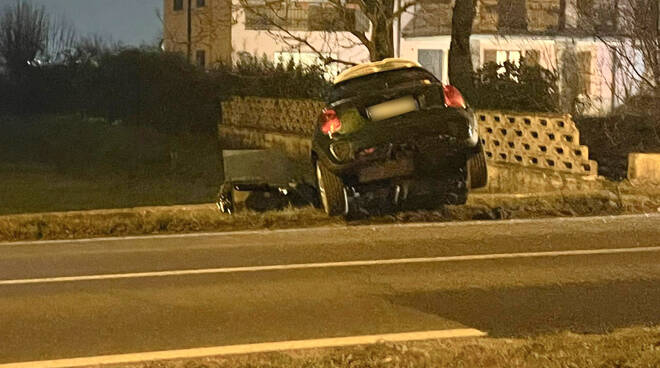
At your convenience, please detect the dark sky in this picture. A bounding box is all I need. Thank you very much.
[0,0,163,46]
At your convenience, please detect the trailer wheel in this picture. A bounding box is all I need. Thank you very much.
[467,143,488,189]
[315,161,348,216]
[216,183,234,214]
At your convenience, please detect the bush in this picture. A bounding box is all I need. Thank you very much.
[472,60,560,112]
[1,48,331,134]
[217,54,331,100]
[575,113,660,180]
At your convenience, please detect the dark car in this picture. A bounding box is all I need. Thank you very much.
[311,58,488,216]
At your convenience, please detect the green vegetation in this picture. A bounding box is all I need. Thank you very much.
[0,115,223,215]
[576,114,660,180]
[472,60,560,113]
[0,46,330,130]
[127,326,660,368]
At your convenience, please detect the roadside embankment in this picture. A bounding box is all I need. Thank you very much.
[121,326,660,368]
[2,189,660,243]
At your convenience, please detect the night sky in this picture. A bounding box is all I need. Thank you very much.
[0,0,163,46]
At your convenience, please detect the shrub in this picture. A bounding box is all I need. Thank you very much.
[1,48,331,134]
[575,113,660,180]
[212,53,332,100]
[472,60,560,113]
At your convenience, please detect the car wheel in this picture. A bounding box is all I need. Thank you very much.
[216,183,234,214]
[315,161,348,216]
[467,143,488,189]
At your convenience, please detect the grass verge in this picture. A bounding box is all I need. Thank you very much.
[118,326,660,368]
[0,115,224,216]
[2,191,660,243]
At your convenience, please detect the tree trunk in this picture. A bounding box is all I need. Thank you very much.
[364,0,395,61]
[449,0,477,101]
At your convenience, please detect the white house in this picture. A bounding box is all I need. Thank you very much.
[399,0,649,115]
[164,0,649,114]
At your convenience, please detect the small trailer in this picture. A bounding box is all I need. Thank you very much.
[216,150,319,213]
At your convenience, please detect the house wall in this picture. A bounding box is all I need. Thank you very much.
[230,0,370,71]
[163,0,233,65]
[400,34,628,116]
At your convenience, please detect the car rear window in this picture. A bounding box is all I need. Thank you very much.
[329,67,438,103]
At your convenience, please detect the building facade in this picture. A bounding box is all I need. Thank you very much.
[163,0,653,114]
[163,0,233,66]
[399,0,654,115]
[163,0,370,70]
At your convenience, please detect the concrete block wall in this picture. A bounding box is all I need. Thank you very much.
[222,96,326,136]
[628,153,660,184]
[477,110,598,177]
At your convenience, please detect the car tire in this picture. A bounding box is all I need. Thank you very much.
[216,183,235,214]
[467,143,488,190]
[315,161,348,216]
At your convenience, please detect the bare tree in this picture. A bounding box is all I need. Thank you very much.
[237,0,417,65]
[46,15,77,62]
[0,0,48,74]
[0,0,76,75]
[577,0,659,100]
[448,0,477,100]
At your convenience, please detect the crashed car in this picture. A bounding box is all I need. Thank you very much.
[312,58,487,216]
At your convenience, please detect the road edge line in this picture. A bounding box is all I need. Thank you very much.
[3,212,660,246]
[0,329,487,368]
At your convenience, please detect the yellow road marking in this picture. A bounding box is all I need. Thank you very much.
[0,329,486,368]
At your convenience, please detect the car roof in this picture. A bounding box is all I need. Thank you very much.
[333,58,422,85]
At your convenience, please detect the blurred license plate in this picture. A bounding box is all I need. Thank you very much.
[367,96,418,121]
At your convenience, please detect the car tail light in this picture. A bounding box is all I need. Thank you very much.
[443,85,467,108]
[319,109,342,136]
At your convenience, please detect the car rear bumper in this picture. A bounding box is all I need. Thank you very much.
[314,108,477,182]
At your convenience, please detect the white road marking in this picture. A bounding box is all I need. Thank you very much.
[2,246,659,286]
[3,212,660,246]
[0,329,486,368]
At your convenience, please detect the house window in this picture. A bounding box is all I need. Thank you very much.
[417,49,443,80]
[196,50,206,68]
[577,0,618,32]
[497,50,521,66]
[173,0,183,11]
[483,50,521,75]
[196,0,206,7]
[497,0,528,31]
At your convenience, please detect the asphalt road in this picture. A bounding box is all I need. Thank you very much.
[1,214,660,365]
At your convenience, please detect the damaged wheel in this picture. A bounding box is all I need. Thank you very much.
[467,143,488,189]
[315,161,348,216]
